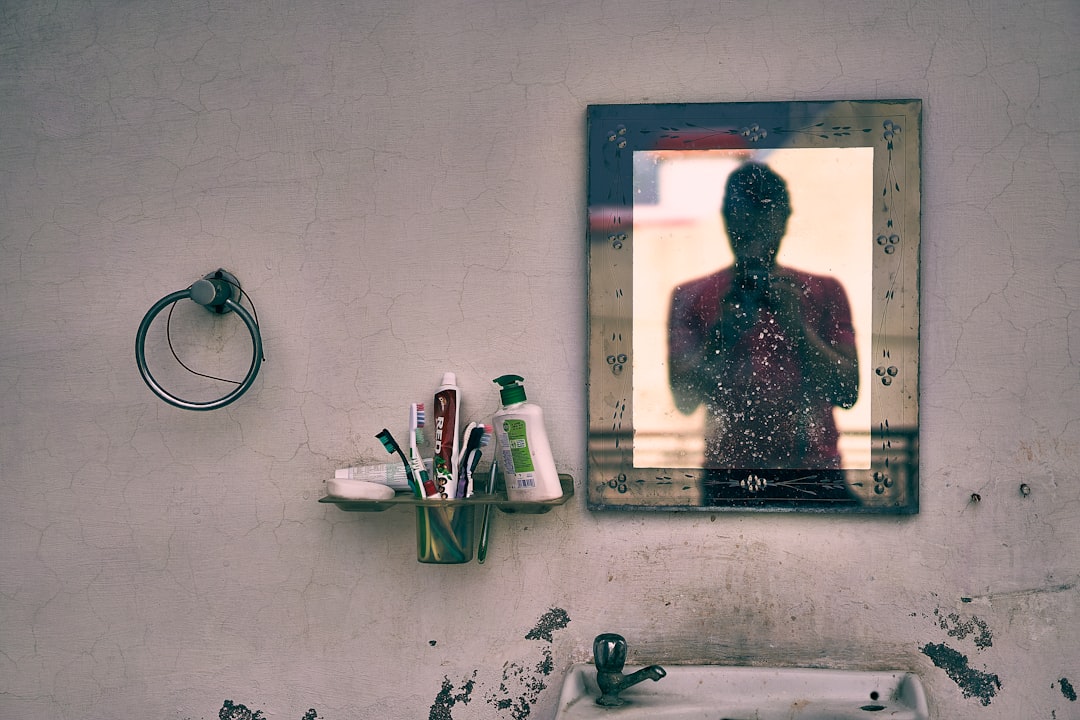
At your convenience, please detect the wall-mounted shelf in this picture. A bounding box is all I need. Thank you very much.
[319,473,574,515]
[321,473,574,563]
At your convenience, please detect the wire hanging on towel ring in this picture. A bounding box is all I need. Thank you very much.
[135,269,264,411]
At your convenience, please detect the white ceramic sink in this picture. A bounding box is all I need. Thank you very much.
[555,664,929,720]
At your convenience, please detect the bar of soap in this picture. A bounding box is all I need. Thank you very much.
[326,478,396,501]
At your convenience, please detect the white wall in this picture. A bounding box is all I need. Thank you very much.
[1,1,1077,718]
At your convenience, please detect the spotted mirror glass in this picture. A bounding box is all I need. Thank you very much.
[587,100,921,512]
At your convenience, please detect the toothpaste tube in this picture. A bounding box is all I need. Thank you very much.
[335,459,434,491]
[431,371,461,498]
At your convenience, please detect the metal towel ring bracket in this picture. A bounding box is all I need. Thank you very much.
[136,269,264,411]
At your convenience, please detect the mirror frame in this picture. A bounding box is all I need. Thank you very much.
[586,99,921,513]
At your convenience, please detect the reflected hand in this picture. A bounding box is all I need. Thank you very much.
[714,284,761,345]
[763,274,807,338]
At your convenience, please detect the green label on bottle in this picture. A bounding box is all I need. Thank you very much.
[502,419,535,473]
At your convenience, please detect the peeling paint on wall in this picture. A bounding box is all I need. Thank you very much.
[429,672,477,720]
[920,642,1001,706]
[218,700,266,720]
[525,607,571,642]
[484,607,569,719]
[424,607,571,720]
[216,700,318,719]
[933,608,993,649]
[486,650,556,720]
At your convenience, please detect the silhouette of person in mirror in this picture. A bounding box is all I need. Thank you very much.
[667,162,859,471]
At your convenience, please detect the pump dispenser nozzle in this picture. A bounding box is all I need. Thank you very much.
[494,374,527,405]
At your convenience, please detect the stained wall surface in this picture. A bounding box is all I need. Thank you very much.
[1,1,1077,718]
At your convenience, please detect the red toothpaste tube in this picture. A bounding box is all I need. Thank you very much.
[431,372,460,498]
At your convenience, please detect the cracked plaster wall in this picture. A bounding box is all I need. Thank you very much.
[1,0,1077,718]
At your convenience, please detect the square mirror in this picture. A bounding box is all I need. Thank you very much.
[586,100,921,512]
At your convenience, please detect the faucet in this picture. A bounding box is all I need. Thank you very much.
[593,633,667,707]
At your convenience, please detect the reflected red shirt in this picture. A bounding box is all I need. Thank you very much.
[668,266,856,469]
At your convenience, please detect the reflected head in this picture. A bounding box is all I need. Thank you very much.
[721,162,792,266]
[722,162,791,218]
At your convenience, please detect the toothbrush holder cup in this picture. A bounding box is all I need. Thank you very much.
[416,505,475,564]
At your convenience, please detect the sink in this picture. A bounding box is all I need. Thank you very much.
[555,664,929,719]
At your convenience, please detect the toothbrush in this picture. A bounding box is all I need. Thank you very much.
[409,403,438,498]
[476,458,498,564]
[381,426,464,558]
[456,423,491,499]
[454,422,478,499]
[375,428,418,498]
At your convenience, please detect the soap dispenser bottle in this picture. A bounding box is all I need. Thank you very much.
[492,374,562,502]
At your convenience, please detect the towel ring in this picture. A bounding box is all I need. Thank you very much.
[136,269,263,411]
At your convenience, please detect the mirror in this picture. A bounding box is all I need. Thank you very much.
[587,100,921,512]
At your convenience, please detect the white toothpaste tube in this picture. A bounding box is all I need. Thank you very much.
[335,459,433,491]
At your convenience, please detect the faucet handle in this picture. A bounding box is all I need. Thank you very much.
[593,633,627,673]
